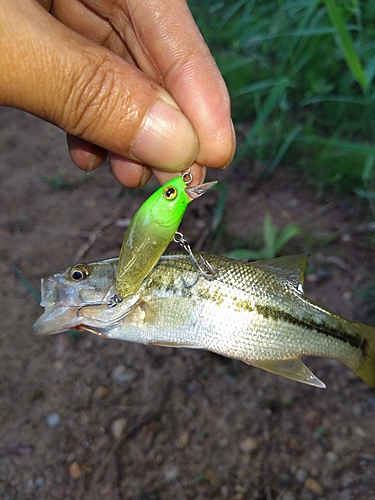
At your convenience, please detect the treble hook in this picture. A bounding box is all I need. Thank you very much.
[74,294,123,314]
[173,232,216,279]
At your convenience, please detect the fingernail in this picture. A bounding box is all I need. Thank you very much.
[135,166,151,189]
[129,100,199,171]
[220,119,236,170]
[189,163,206,185]
[86,145,99,172]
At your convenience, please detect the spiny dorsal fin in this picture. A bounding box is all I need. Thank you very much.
[249,254,309,293]
[246,358,326,388]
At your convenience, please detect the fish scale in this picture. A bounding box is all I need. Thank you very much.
[33,251,375,389]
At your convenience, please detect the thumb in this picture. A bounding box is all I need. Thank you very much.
[0,1,199,172]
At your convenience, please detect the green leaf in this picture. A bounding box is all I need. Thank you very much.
[301,135,375,155]
[10,263,41,303]
[324,0,367,89]
[263,213,278,260]
[362,154,375,183]
[211,184,228,232]
[275,224,306,254]
[264,124,303,177]
[224,249,263,261]
[236,78,291,162]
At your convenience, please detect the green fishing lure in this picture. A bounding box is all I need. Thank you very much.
[115,176,216,299]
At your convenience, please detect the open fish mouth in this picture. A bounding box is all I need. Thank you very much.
[32,272,136,336]
[32,277,80,335]
[32,304,80,335]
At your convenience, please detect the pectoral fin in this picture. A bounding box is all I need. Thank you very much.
[247,358,326,388]
[148,340,201,349]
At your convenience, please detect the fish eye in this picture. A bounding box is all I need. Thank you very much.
[162,186,177,200]
[70,265,89,281]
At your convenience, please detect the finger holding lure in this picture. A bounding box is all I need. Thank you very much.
[115,173,217,299]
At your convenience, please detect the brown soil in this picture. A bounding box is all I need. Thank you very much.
[1,107,375,500]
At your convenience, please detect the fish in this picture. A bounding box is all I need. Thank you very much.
[115,176,216,299]
[32,252,375,389]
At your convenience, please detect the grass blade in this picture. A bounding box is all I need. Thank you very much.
[301,135,375,155]
[236,78,290,162]
[324,0,367,89]
[10,263,41,303]
[211,184,228,233]
[264,124,303,177]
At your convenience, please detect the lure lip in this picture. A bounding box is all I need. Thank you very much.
[185,180,218,200]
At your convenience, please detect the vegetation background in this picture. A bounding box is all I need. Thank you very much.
[189,0,375,215]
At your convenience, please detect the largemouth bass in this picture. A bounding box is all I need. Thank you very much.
[115,177,216,299]
[33,252,375,389]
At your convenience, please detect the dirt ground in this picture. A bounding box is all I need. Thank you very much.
[1,107,375,500]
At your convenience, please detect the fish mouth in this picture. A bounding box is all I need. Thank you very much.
[185,181,217,200]
[32,305,81,335]
[32,306,110,337]
[32,275,78,335]
[74,324,109,337]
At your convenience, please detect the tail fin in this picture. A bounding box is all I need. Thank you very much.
[350,323,375,389]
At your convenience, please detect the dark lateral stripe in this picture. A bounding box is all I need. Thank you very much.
[255,304,368,357]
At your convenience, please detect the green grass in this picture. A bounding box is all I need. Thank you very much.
[224,213,308,260]
[188,0,375,206]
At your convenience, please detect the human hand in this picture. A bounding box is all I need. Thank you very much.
[0,0,235,187]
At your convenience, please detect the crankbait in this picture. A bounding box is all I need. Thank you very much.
[115,175,216,299]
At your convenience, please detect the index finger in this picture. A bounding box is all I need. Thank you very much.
[121,0,235,169]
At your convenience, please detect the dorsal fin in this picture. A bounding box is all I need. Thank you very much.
[249,254,309,293]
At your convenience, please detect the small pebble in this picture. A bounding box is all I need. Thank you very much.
[295,469,307,483]
[353,426,366,438]
[114,217,131,228]
[325,451,338,464]
[111,418,129,440]
[303,409,322,427]
[289,198,300,207]
[304,477,323,495]
[111,365,137,384]
[68,461,82,480]
[316,267,331,280]
[46,413,60,427]
[220,485,229,497]
[94,386,110,400]
[224,374,234,384]
[54,360,64,371]
[54,336,69,357]
[341,471,355,488]
[176,432,189,449]
[34,477,44,488]
[81,440,91,449]
[7,444,34,456]
[278,493,295,500]
[83,198,97,209]
[83,339,93,349]
[164,464,179,482]
[239,437,258,453]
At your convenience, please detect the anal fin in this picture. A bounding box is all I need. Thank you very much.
[247,358,326,388]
